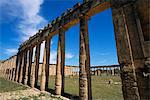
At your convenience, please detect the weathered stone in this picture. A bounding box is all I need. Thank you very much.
[35,43,41,87]
[55,29,65,95]
[28,47,33,86]
[40,39,50,91]
[79,15,92,100]
[24,50,29,85]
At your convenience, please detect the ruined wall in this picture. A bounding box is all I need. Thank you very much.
[0,57,79,77]
[37,64,78,76]
[0,56,16,80]
[0,56,120,77]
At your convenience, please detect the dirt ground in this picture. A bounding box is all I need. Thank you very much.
[0,88,68,100]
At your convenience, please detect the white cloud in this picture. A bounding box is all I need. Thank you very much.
[51,40,54,45]
[65,53,74,59]
[39,41,45,63]
[0,0,48,42]
[50,51,57,64]
[5,48,18,55]
[39,45,74,64]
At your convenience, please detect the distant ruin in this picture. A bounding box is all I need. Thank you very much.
[0,55,120,77]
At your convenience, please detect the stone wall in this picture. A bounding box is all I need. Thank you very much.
[38,64,79,76]
[0,56,16,80]
[0,55,120,77]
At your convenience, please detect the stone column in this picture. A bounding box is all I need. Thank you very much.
[22,49,27,84]
[9,69,11,80]
[6,68,9,79]
[112,2,143,100]
[6,68,8,79]
[10,60,14,81]
[35,43,41,87]
[40,38,51,91]
[28,47,33,86]
[24,50,29,85]
[12,68,15,81]
[14,53,19,81]
[17,53,23,82]
[134,0,150,99]
[30,46,36,88]
[22,50,27,84]
[55,29,65,95]
[45,39,50,90]
[6,69,9,79]
[10,69,13,80]
[5,68,7,79]
[31,43,41,88]
[19,52,25,83]
[79,15,92,100]
[3,69,5,78]
[112,68,115,76]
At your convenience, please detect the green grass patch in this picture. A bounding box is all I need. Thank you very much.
[0,77,28,93]
[19,92,63,100]
[47,75,123,100]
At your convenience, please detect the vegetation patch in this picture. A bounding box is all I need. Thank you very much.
[19,92,63,100]
[46,75,123,100]
[0,77,28,93]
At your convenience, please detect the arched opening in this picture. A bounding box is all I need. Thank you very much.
[88,8,123,99]
[64,24,80,98]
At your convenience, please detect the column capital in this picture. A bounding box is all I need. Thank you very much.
[59,26,68,32]
[79,13,90,20]
[110,0,137,9]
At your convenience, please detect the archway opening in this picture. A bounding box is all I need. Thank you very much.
[64,24,80,98]
[88,8,123,100]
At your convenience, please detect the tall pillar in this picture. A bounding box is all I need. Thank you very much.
[8,69,10,80]
[45,39,50,90]
[40,38,50,91]
[31,43,41,88]
[19,52,25,83]
[134,0,150,99]
[112,2,146,99]
[79,15,92,100]
[24,50,29,85]
[10,60,14,81]
[112,68,115,76]
[28,47,33,86]
[22,50,27,84]
[4,69,6,79]
[14,53,19,81]
[9,69,11,80]
[35,43,41,87]
[6,69,8,79]
[6,69,9,79]
[12,68,15,81]
[55,29,65,95]
[17,53,23,82]
[30,46,36,88]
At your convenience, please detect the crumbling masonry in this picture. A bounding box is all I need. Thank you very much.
[0,0,149,100]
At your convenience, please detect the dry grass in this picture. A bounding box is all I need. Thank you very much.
[45,75,123,100]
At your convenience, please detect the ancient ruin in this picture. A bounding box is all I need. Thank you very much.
[0,0,149,100]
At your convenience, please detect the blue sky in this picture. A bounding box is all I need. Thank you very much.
[0,0,118,66]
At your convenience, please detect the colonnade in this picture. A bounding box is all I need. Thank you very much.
[13,14,91,99]
[0,56,16,81]
[91,65,120,76]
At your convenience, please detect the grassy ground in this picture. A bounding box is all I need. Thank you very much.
[0,77,28,93]
[39,75,123,100]
[0,76,123,100]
